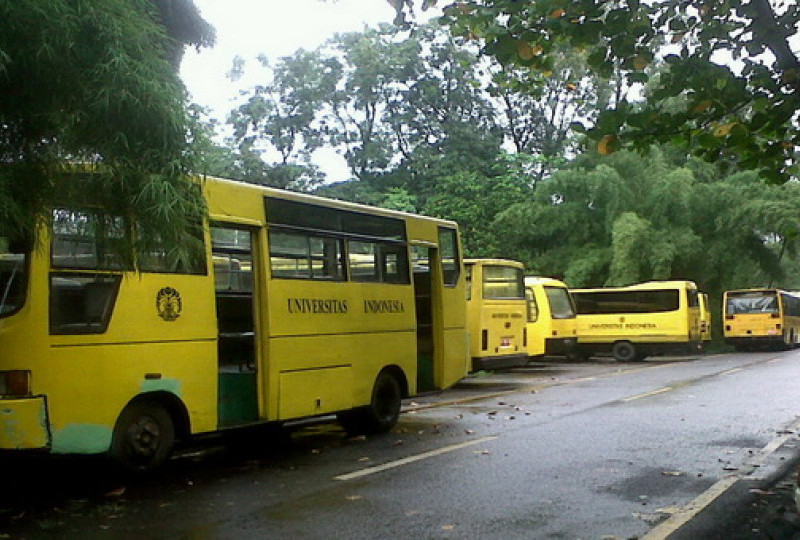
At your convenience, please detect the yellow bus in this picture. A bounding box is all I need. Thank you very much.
[699,292,712,346]
[0,175,468,472]
[465,259,528,371]
[524,276,578,360]
[570,280,702,361]
[723,288,800,350]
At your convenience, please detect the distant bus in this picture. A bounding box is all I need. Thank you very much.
[0,175,469,472]
[571,281,702,361]
[465,259,528,371]
[723,288,800,350]
[699,292,712,345]
[524,276,577,360]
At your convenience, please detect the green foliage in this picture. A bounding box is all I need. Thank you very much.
[494,146,800,298]
[0,1,213,262]
[435,0,800,182]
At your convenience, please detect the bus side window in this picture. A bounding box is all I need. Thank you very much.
[380,244,410,284]
[438,227,460,286]
[348,240,380,282]
[49,274,121,334]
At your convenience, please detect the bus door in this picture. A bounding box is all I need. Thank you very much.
[211,226,259,427]
[412,244,437,392]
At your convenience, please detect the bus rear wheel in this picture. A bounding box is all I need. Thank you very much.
[338,371,402,435]
[612,341,639,362]
[109,400,175,474]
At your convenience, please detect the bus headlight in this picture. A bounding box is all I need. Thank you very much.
[0,370,31,397]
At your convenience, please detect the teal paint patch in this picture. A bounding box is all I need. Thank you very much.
[52,424,112,454]
[141,378,182,396]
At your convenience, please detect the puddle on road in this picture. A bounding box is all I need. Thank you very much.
[598,466,715,502]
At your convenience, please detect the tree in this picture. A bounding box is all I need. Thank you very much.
[0,1,214,260]
[421,0,800,182]
[227,50,337,190]
[492,147,800,295]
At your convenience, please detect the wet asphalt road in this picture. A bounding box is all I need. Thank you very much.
[4,351,800,538]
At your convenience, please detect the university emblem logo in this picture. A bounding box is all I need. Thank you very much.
[156,287,182,322]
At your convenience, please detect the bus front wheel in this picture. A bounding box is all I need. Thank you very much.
[612,341,639,362]
[109,400,175,474]
[338,371,402,435]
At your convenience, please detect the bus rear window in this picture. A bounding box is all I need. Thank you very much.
[726,293,778,315]
[482,266,524,299]
[0,237,28,318]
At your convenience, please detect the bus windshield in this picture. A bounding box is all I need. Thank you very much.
[726,292,778,315]
[545,286,575,319]
[482,266,524,299]
[0,236,28,317]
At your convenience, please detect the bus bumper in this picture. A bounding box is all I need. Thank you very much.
[471,353,529,372]
[0,396,50,450]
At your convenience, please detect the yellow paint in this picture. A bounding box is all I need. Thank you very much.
[571,280,702,351]
[723,288,800,347]
[0,397,49,449]
[0,175,468,455]
[524,276,577,359]
[465,259,528,371]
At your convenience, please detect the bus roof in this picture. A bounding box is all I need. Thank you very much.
[201,175,459,228]
[524,276,567,288]
[571,280,698,293]
[464,258,524,269]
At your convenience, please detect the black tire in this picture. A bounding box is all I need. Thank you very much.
[109,400,175,474]
[338,371,402,435]
[612,341,639,362]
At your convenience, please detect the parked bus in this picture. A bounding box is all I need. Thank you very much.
[723,288,800,350]
[524,276,578,360]
[465,259,528,371]
[570,280,702,361]
[0,175,468,472]
[699,292,712,346]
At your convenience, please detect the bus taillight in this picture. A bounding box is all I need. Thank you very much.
[0,370,31,396]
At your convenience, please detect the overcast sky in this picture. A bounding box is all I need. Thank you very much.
[180,0,401,182]
[180,0,395,121]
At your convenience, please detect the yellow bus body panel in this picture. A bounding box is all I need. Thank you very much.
[465,260,527,370]
[0,175,468,455]
[0,397,49,450]
[524,277,577,359]
[572,281,701,355]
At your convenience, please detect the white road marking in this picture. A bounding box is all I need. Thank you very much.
[621,387,672,402]
[334,436,498,481]
[643,416,800,539]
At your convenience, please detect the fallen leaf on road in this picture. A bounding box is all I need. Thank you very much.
[358,457,370,462]
[348,435,367,442]
[465,429,475,434]
[655,506,681,515]
[393,440,404,446]
[474,449,490,455]
[346,495,363,501]
[442,525,454,530]
[661,471,685,477]
[632,511,663,524]
[104,487,126,498]
[405,510,421,516]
